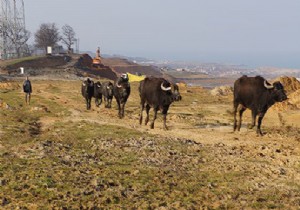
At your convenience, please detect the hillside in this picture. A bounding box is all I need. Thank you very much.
[0,55,179,83]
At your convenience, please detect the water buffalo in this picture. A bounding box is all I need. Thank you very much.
[139,77,182,130]
[102,81,114,108]
[233,75,287,136]
[114,74,131,118]
[81,78,94,110]
[93,81,103,107]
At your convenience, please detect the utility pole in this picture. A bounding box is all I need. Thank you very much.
[0,0,26,59]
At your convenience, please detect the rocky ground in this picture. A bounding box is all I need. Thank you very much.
[0,61,300,209]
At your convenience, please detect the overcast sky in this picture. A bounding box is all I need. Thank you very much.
[24,0,300,68]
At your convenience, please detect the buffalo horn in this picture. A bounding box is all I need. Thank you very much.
[116,81,122,88]
[264,80,274,89]
[161,83,172,91]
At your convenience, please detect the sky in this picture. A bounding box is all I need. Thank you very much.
[24,0,300,68]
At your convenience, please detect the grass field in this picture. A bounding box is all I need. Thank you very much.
[0,79,300,209]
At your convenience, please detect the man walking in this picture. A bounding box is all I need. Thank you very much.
[23,76,32,105]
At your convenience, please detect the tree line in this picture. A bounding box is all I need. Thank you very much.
[2,22,76,58]
[34,23,76,54]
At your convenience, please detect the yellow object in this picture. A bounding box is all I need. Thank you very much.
[127,72,145,82]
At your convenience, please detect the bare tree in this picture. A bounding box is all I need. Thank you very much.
[34,23,60,53]
[6,26,31,57]
[61,24,76,53]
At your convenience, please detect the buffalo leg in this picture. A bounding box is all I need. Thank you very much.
[95,98,102,107]
[233,102,238,131]
[116,100,121,118]
[145,104,151,125]
[95,98,99,107]
[108,99,112,108]
[249,110,257,129]
[237,106,246,131]
[150,107,158,129]
[163,114,168,130]
[104,97,107,108]
[139,102,145,125]
[85,98,88,110]
[121,103,125,118]
[86,98,90,110]
[162,106,169,130]
[88,98,92,110]
[257,112,265,136]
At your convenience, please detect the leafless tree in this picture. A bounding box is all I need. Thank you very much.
[34,23,61,53]
[7,26,30,57]
[61,24,76,53]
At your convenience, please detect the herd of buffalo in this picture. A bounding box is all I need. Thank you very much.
[82,74,288,136]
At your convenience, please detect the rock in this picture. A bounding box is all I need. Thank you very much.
[210,86,233,96]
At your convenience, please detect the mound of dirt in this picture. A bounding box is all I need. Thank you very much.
[273,76,300,93]
[288,89,300,108]
[76,54,117,80]
[271,76,300,111]
[76,54,93,68]
[210,86,233,96]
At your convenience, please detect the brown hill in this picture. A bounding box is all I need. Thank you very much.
[273,76,300,94]
[272,76,300,111]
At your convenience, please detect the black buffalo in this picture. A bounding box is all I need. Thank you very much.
[102,81,114,108]
[139,77,182,130]
[114,74,131,118]
[233,75,287,136]
[81,78,94,110]
[93,81,102,107]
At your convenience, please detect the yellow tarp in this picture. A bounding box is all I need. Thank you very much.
[127,72,145,82]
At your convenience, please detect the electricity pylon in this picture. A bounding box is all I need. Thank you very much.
[0,0,26,59]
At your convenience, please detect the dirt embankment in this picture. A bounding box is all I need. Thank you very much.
[272,76,300,110]
[1,54,178,82]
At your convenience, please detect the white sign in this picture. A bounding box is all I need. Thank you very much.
[47,46,52,54]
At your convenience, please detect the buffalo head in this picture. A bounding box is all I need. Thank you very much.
[264,80,287,102]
